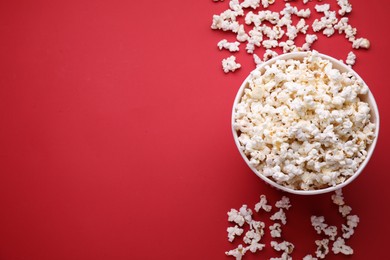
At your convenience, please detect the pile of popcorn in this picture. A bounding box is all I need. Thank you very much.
[233,51,375,190]
[226,189,359,259]
[211,0,370,73]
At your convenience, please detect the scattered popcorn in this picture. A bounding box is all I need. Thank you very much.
[314,4,330,13]
[331,189,345,206]
[233,52,375,189]
[339,205,352,217]
[271,241,295,254]
[270,209,287,225]
[218,39,240,52]
[253,53,263,66]
[322,225,337,241]
[222,55,241,73]
[279,40,296,53]
[269,223,282,238]
[275,196,291,210]
[263,49,279,61]
[303,255,318,260]
[341,224,355,239]
[311,216,328,234]
[315,239,329,259]
[212,0,370,71]
[346,215,360,229]
[337,0,352,16]
[296,8,311,18]
[255,194,272,212]
[241,0,261,9]
[332,237,353,255]
[227,225,244,242]
[262,39,278,49]
[243,229,262,244]
[346,51,356,66]
[352,37,370,49]
[226,244,247,260]
[228,208,246,226]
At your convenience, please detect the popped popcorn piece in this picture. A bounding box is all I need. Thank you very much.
[296,8,311,18]
[339,205,352,217]
[303,255,318,260]
[311,216,328,234]
[262,39,278,49]
[315,239,329,259]
[253,53,263,67]
[263,49,279,61]
[337,0,352,16]
[315,4,330,13]
[241,0,261,9]
[275,196,291,210]
[239,204,253,223]
[346,215,359,228]
[279,40,296,53]
[270,209,287,225]
[341,224,355,239]
[227,225,244,242]
[222,55,241,73]
[332,237,353,255]
[243,229,262,244]
[331,189,345,206]
[270,251,292,260]
[352,37,370,49]
[322,225,337,241]
[301,34,318,51]
[255,194,272,212]
[245,241,266,253]
[217,39,240,52]
[228,208,245,226]
[345,51,356,66]
[269,223,282,238]
[270,241,294,254]
[226,244,247,260]
[296,18,309,34]
[236,25,249,42]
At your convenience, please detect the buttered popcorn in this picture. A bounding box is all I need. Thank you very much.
[233,51,375,190]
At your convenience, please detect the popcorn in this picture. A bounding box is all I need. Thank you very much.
[352,37,370,49]
[339,205,352,217]
[233,52,375,190]
[255,194,272,212]
[253,53,263,66]
[346,51,356,66]
[296,8,311,18]
[337,0,352,16]
[227,225,244,242]
[262,39,278,49]
[332,237,353,255]
[212,0,370,73]
[269,223,282,238]
[228,208,246,226]
[314,4,330,13]
[275,196,291,210]
[270,241,294,255]
[303,255,318,260]
[217,39,240,52]
[263,49,279,61]
[331,189,345,206]
[222,55,241,73]
[241,0,261,9]
[315,239,329,259]
[270,209,287,225]
[226,244,247,260]
[311,216,328,234]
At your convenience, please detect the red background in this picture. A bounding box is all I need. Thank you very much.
[0,0,389,259]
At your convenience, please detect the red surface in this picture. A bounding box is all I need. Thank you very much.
[0,0,389,259]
